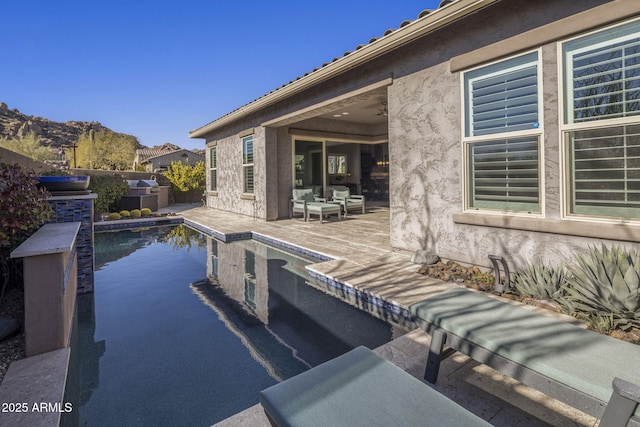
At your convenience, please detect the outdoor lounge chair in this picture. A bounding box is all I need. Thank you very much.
[260,346,640,427]
[330,185,365,216]
[291,189,341,223]
[259,346,491,427]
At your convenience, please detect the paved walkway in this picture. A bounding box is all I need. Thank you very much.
[168,204,597,427]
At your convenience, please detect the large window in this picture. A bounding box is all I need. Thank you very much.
[242,135,254,194]
[209,146,217,192]
[463,51,542,213]
[562,19,640,219]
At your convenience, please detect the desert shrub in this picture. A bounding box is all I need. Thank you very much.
[130,209,141,218]
[0,163,52,301]
[511,263,566,301]
[88,174,130,213]
[108,212,121,220]
[562,245,640,332]
[140,208,152,217]
[119,210,130,218]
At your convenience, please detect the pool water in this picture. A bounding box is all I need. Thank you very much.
[66,225,406,426]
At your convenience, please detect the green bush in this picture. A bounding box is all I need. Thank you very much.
[119,210,131,218]
[163,160,205,203]
[88,174,130,214]
[0,163,52,301]
[130,209,141,218]
[140,208,152,217]
[108,212,121,220]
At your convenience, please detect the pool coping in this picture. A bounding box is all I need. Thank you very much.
[182,218,415,327]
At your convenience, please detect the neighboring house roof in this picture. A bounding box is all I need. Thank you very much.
[136,148,174,164]
[139,148,204,165]
[190,0,498,138]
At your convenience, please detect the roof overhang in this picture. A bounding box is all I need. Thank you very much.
[189,0,500,139]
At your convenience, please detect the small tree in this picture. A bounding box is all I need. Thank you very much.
[88,174,130,214]
[76,129,142,170]
[0,163,52,301]
[163,161,205,203]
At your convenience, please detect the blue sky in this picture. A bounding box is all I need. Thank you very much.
[2,1,441,150]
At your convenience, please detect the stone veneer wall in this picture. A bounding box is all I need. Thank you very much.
[47,194,97,293]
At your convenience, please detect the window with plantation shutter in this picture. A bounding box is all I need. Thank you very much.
[242,135,254,194]
[567,125,640,218]
[209,146,217,192]
[562,19,640,220]
[468,137,540,212]
[463,51,542,213]
[564,20,640,124]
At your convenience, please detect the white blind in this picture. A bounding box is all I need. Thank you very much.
[244,166,254,193]
[466,52,539,137]
[570,39,640,122]
[242,135,254,165]
[570,124,640,218]
[242,135,254,193]
[209,147,217,191]
[565,19,640,124]
[469,137,540,212]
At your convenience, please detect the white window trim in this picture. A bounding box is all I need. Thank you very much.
[242,135,254,195]
[209,145,217,193]
[461,48,545,216]
[559,18,640,223]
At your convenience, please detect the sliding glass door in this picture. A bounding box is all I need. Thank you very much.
[294,140,324,196]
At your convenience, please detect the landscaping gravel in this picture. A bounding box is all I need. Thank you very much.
[0,287,25,384]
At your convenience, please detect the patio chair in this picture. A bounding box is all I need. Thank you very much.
[330,185,365,216]
[291,188,326,221]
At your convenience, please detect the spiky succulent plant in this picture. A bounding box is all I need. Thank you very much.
[511,263,566,300]
[563,245,640,331]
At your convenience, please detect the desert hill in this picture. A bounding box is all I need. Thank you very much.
[0,102,113,149]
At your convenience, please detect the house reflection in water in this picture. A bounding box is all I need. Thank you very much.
[191,237,404,381]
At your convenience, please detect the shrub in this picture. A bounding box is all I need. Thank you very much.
[563,245,640,331]
[88,174,130,214]
[511,263,566,301]
[119,210,131,218]
[130,209,141,218]
[163,160,205,203]
[140,208,152,217]
[0,163,52,301]
[108,212,121,220]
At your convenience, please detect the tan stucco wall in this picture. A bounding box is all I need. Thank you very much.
[388,0,638,270]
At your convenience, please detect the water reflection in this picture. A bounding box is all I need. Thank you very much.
[195,236,399,374]
[70,225,405,425]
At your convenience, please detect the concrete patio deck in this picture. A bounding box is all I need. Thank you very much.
[168,203,598,427]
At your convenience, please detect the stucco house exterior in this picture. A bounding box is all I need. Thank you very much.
[190,0,640,270]
[133,147,205,172]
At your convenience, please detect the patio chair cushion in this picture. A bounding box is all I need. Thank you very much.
[292,189,315,202]
[333,189,350,200]
[260,346,490,427]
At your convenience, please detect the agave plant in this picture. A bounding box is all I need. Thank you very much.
[511,263,566,300]
[563,245,640,331]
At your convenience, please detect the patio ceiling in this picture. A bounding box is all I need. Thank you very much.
[262,83,389,129]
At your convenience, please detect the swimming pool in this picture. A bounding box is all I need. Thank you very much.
[65,225,407,426]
